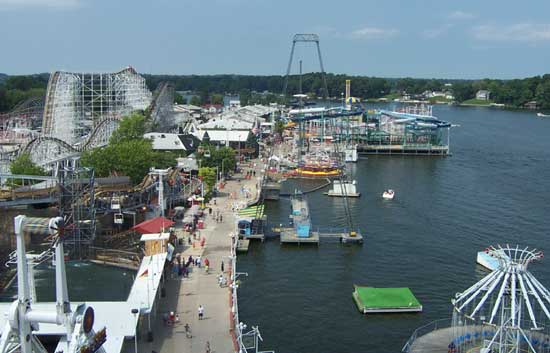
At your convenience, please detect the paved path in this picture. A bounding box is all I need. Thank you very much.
[131,161,263,353]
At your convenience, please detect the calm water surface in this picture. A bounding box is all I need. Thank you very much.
[238,105,550,352]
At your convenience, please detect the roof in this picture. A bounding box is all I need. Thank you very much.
[173,104,202,112]
[143,133,199,151]
[198,118,253,130]
[193,129,251,143]
[144,133,186,150]
[140,232,170,242]
[132,217,175,234]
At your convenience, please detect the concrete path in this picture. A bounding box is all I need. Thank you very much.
[131,161,263,353]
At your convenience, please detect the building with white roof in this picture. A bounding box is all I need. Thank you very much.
[143,133,200,153]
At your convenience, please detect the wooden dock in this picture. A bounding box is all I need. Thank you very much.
[280,229,319,245]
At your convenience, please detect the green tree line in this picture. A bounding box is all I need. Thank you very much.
[4,72,550,112]
[0,74,49,112]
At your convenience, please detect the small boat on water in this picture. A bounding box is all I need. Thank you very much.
[537,112,550,118]
[382,189,395,200]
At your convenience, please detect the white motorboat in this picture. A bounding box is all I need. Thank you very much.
[537,112,550,118]
[382,189,395,200]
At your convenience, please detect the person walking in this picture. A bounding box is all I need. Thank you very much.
[198,305,204,320]
[221,260,224,273]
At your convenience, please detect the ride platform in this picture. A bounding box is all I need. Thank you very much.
[352,285,422,314]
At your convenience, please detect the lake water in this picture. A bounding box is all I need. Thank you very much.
[237,105,550,352]
[0,261,134,303]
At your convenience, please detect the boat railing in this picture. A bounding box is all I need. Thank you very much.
[401,318,452,352]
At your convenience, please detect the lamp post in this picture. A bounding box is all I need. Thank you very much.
[131,308,139,353]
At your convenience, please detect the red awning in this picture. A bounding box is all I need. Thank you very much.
[132,217,175,234]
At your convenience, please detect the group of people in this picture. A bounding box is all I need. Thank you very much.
[172,254,212,278]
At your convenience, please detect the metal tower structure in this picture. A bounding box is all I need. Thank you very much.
[452,245,550,353]
[58,166,96,258]
[42,66,152,146]
[282,34,329,99]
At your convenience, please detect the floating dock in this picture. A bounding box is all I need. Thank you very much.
[317,231,364,244]
[352,285,422,314]
[323,180,361,197]
[262,182,281,200]
[236,239,250,253]
[280,229,319,245]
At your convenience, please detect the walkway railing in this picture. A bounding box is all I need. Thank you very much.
[230,213,274,353]
[402,318,452,352]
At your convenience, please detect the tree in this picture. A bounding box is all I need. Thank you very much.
[211,93,224,105]
[239,89,251,106]
[10,153,47,176]
[274,120,285,136]
[80,112,178,184]
[109,112,146,144]
[189,95,201,106]
[197,145,236,175]
[198,167,217,195]
[174,92,186,104]
[452,82,475,102]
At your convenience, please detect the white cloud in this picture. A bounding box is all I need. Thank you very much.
[472,23,550,42]
[448,10,477,20]
[349,27,398,40]
[0,0,80,9]
[422,24,454,39]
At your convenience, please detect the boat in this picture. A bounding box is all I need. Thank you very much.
[537,112,550,118]
[382,189,395,200]
[325,180,360,197]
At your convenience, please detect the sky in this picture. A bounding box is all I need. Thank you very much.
[1,0,550,79]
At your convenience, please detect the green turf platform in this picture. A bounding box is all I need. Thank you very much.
[352,285,422,314]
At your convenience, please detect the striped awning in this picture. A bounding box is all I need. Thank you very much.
[238,205,264,218]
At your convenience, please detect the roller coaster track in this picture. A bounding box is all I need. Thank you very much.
[2,73,171,170]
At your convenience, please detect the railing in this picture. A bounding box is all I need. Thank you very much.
[230,224,273,353]
[402,318,452,352]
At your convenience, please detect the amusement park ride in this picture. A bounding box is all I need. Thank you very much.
[0,216,106,353]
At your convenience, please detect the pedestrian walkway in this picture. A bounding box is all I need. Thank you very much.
[130,160,264,353]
